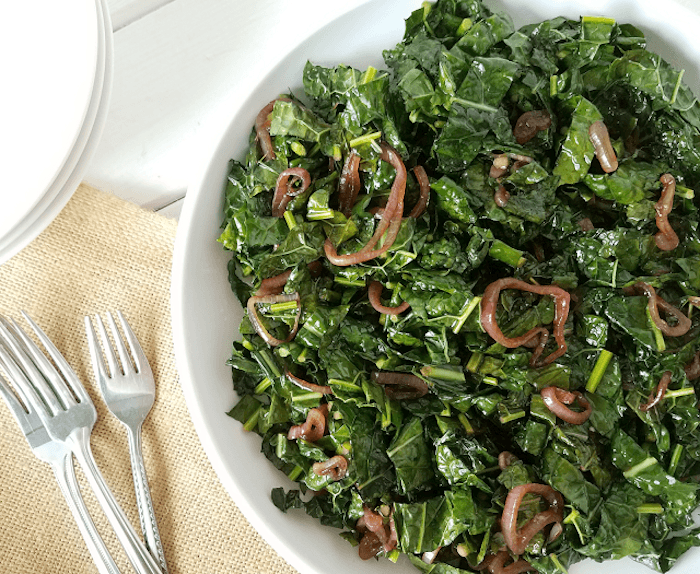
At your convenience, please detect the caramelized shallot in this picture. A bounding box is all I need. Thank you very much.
[494,184,510,207]
[481,278,571,367]
[502,483,564,555]
[368,281,410,315]
[255,98,290,161]
[640,371,672,411]
[272,167,311,217]
[541,386,592,424]
[476,551,535,574]
[324,142,406,266]
[624,282,691,337]
[686,350,700,381]
[357,506,397,560]
[371,371,429,400]
[247,292,301,346]
[338,152,362,217]
[588,120,618,173]
[513,110,551,144]
[287,406,327,442]
[312,455,348,481]
[286,370,332,395]
[490,154,509,178]
[655,174,680,251]
[408,165,430,218]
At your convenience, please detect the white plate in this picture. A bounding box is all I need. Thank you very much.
[172,1,700,574]
[0,0,100,244]
[0,0,113,264]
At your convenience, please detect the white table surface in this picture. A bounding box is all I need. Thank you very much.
[92,0,700,220]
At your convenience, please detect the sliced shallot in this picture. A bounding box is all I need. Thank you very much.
[640,371,672,412]
[368,281,410,315]
[655,174,680,251]
[494,184,510,207]
[324,142,406,266]
[255,97,290,161]
[286,369,332,395]
[312,455,348,481]
[247,292,301,346]
[502,483,564,555]
[338,152,362,217]
[513,110,551,145]
[541,386,592,424]
[588,120,618,173]
[371,371,429,400]
[686,350,700,381]
[287,406,327,442]
[476,551,535,574]
[272,167,311,217]
[408,165,430,218]
[481,278,571,367]
[624,282,691,337]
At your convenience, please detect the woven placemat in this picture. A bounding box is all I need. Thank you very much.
[0,184,298,574]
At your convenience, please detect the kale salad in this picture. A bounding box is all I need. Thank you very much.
[219,1,700,572]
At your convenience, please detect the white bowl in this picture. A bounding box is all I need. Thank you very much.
[171,1,700,573]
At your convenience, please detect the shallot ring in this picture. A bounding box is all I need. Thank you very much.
[246,292,301,346]
[513,110,551,145]
[541,386,592,424]
[640,371,672,411]
[476,551,535,574]
[408,165,430,218]
[324,142,406,266]
[287,406,327,442]
[312,455,348,481]
[588,120,618,173]
[625,282,691,337]
[686,350,700,381]
[502,483,564,555]
[481,278,571,367]
[255,97,291,161]
[655,173,680,251]
[338,152,362,217]
[494,184,510,207]
[368,281,410,315]
[371,371,429,400]
[272,167,311,217]
[286,370,332,395]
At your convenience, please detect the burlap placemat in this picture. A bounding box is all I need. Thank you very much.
[0,184,298,574]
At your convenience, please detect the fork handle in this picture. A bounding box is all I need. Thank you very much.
[51,454,122,574]
[127,424,168,573]
[70,430,162,574]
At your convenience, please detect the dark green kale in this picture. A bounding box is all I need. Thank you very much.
[220,1,700,572]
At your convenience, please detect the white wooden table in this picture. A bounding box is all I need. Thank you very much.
[91,0,700,220]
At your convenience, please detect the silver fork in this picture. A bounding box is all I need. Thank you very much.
[85,311,168,574]
[0,313,162,574]
[0,346,121,574]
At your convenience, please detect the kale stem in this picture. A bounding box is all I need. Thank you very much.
[637,503,664,514]
[488,239,526,268]
[499,410,526,424]
[466,352,483,373]
[420,365,466,382]
[283,211,297,230]
[549,553,568,574]
[668,444,683,477]
[243,405,261,432]
[334,277,366,288]
[360,66,378,84]
[458,413,475,435]
[287,465,303,481]
[349,131,382,148]
[270,300,300,314]
[585,349,613,393]
[646,306,666,352]
[623,456,658,479]
[452,296,482,334]
[254,377,272,394]
[664,387,695,399]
